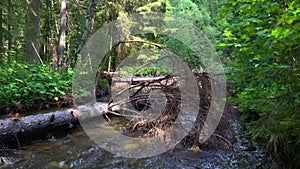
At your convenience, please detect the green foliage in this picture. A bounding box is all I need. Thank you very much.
[163,0,221,71]
[219,0,300,167]
[165,38,204,71]
[136,0,169,13]
[0,61,72,109]
[136,67,167,76]
[119,66,167,77]
[97,78,109,86]
[168,0,221,44]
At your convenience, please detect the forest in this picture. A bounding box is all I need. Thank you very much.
[0,0,299,168]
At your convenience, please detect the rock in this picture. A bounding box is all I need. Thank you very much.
[0,156,13,167]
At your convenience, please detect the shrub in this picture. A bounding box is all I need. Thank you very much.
[0,61,72,111]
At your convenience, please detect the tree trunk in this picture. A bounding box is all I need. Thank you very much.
[43,0,52,62]
[51,43,58,68]
[0,75,172,148]
[0,104,108,148]
[0,8,2,59]
[66,0,94,71]
[7,0,12,58]
[57,0,67,68]
[25,0,41,63]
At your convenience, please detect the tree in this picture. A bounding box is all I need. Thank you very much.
[7,0,12,58]
[219,0,300,168]
[25,0,41,63]
[65,0,95,70]
[0,7,2,59]
[57,0,66,68]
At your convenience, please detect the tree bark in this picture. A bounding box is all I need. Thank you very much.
[0,8,2,59]
[7,0,12,58]
[58,0,67,67]
[43,0,52,61]
[25,0,41,63]
[0,104,108,148]
[0,75,173,148]
[65,0,94,71]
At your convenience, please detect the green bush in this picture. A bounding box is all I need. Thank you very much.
[0,61,72,110]
[136,67,167,76]
[219,0,300,167]
[118,66,167,77]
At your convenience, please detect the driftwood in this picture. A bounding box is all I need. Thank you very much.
[0,76,172,148]
[114,75,172,83]
[108,74,183,138]
[0,104,108,148]
[0,74,213,148]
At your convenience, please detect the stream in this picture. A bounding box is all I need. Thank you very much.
[1,125,270,169]
[1,106,271,169]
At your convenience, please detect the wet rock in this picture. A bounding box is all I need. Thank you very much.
[0,156,13,168]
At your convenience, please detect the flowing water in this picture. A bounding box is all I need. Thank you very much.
[1,121,270,169]
[0,74,274,168]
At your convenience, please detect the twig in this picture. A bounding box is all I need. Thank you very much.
[31,41,45,66]
[111,81,145,101]
[214,133,232,146]
[109,93,151,110]
[14,133,21,150]
[109,75,172,107]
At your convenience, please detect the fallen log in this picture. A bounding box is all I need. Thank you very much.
[0,74,209,148]
[113,75,172,83]
[0,103,108,148]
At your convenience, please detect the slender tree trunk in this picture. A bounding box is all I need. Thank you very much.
[7,0,12,59]
[58,0,67,68]
[0,8,2,59]
[51,43,58,68]
[50,0,58,68]
[25,0,41,63]
[65,0,94,70]
[116,43,123,70]
[44,0,51,61]
[107,30,113,72]
[52,0,59,36]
